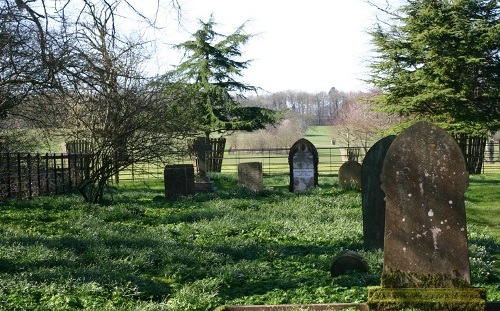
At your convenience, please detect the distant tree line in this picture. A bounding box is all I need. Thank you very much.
[241,87,347,126]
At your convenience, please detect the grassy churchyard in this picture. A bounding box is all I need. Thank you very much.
[0,175,498,310]
[0,126,499,310]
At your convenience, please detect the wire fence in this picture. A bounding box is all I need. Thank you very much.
[0,145,498,200]
[117,145,500,182]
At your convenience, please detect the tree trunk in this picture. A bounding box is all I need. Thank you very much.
[454,135,486,174]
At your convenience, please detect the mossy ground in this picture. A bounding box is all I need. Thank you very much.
[367,286,486,311]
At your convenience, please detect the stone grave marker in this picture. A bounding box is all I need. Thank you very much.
[330,250,369,278]
[189,137,215,192]
[338,161,362,190]
[368,121,486,310]
[164,164,195,199]
[238,162,263,191]
[288,138,318,192]
[361,135,396,250]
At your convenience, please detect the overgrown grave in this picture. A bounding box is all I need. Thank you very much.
[368,122,486,310]
[338,161,362,190]
[288,138,318,192]
[361,135,396,250]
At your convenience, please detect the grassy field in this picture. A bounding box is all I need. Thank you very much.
[465,174,500,240]
[0,171,499,310]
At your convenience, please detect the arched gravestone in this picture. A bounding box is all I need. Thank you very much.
[330,250,369,278]
[381,122,470,285]
[361,135,396,250]
[338,161,362,190]
[288,138,318,192]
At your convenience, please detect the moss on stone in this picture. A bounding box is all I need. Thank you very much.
[367,286,486,311]
[381,270,470,288]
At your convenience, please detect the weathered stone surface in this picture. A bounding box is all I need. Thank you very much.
[381,122,470,285]
[330,250,369,277]
[238,162,263,191]
[361,135,396,250]
[164,164,195,199]
[338,161,362,190]
[288,138,318,192]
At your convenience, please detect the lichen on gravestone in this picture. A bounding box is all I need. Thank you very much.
[367,121,487,311]
[380,121,470,285]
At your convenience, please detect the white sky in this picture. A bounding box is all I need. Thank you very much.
[138,0,382,94]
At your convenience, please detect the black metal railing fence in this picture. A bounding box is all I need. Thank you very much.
[0,152,92,200]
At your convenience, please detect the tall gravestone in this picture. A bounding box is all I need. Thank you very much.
[368,122,486,310]
[361,135,396,250]
[338,161,362,190]
[288,138,318,192]
[238,162,263,191]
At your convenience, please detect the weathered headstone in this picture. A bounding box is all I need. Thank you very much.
[238,162,263,191]
[164,164,195,199]
[338,161,362,190]
[361,135,396,250]
[330,250,369,278]
[288,138,318,192]
[368,121,486,310]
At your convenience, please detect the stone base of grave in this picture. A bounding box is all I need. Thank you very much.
[215,303,369,311]
[367,286,486,311]
[195,177,216,193]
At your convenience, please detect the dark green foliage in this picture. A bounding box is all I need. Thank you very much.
[368,0,500,136]
[163,16,281,138]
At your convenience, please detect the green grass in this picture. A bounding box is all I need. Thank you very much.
[304,126,336,147]
[466,174,500,240]
[0,173,498,310]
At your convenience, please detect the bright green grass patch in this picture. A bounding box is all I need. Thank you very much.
[466,173,500,239]
[0,173,498,310]
[304,126,336,147]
